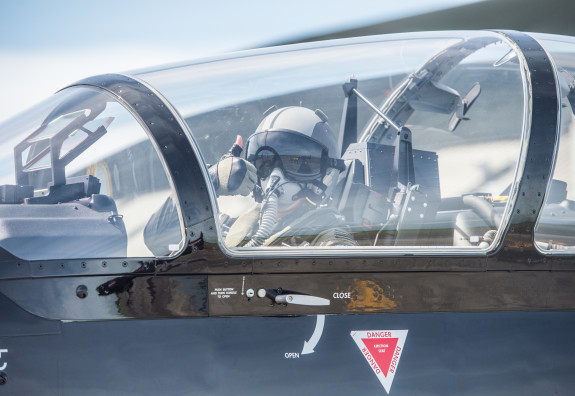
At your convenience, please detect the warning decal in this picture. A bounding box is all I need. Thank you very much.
[350,330,408,394]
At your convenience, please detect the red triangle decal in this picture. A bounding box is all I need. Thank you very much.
[361,337,398,377]
[351,330,408,393]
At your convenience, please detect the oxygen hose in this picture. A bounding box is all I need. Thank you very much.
[245,190,279,247]
[245,174,282,247]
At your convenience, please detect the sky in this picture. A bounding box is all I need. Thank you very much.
[0,0,485,122]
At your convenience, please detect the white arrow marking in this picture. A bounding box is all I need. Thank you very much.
[302,315,325,355]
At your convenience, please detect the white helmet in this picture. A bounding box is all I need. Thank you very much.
[245,106,339,182]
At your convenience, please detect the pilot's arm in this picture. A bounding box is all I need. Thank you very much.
[144,136,256,255]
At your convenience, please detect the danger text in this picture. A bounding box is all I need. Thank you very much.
[367,331,392,338]
[362,347,381,375]
[389,346,402,374]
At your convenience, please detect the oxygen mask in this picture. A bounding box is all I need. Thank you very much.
[260,167,302,208]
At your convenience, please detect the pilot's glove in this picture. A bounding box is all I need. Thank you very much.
[209,136,257,196]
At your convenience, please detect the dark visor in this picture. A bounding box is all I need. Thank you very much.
[246,131,328,181]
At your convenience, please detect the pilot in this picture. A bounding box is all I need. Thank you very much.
[222,106,357,248]
[144,106,356,255]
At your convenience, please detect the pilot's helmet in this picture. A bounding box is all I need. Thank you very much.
[245,106,338,182]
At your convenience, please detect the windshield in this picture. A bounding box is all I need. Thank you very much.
[0,86,184,260]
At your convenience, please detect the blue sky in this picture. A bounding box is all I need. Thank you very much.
[0,0,485,121]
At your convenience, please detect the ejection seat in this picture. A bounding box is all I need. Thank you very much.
[330,78,440,247]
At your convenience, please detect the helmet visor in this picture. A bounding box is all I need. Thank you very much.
[246,131,327,181]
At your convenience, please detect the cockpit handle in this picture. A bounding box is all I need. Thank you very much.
[274,294,331,306]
